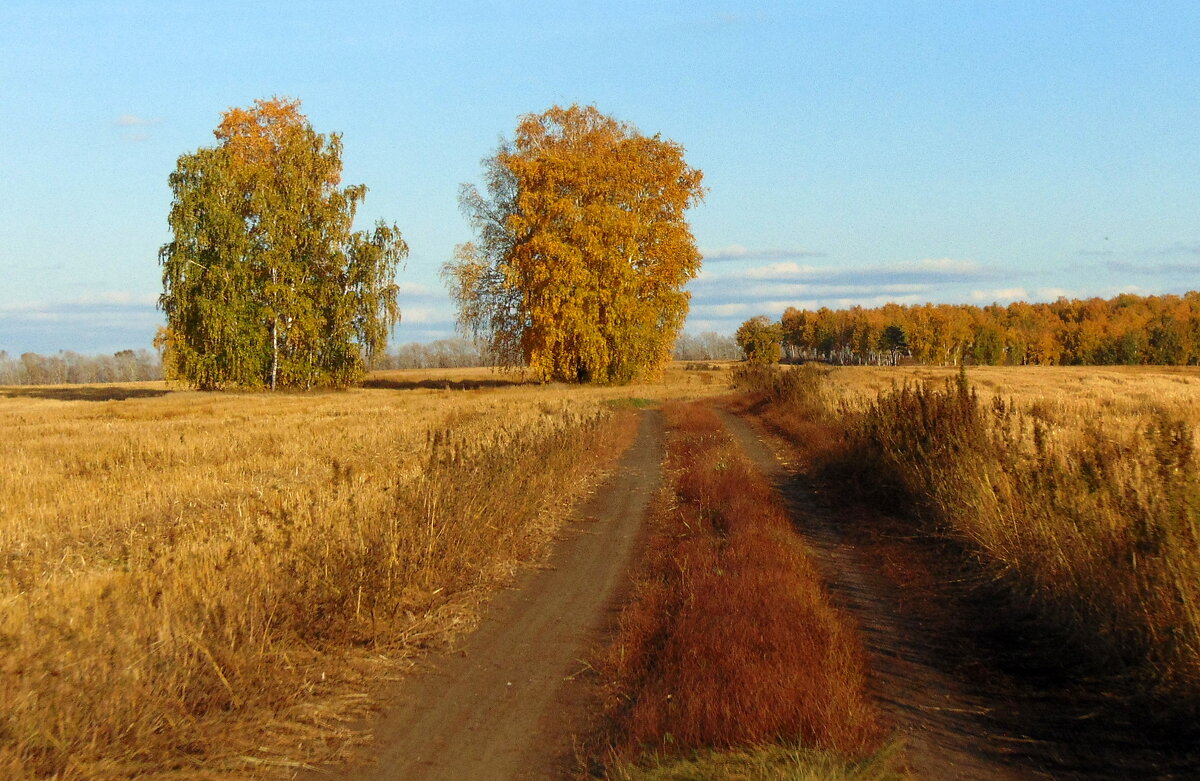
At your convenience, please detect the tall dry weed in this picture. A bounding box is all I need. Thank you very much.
[843,372,1200,700]
[740,363,1200,706]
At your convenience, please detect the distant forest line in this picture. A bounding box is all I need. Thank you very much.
[10,287,1200,386]
[778,292,1200,366]
[0,350,163,385]
[0,333,742,386]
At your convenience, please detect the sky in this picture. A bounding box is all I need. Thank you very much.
[3,1,1200,355]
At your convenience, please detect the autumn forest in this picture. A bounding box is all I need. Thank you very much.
[774,291,1200,367]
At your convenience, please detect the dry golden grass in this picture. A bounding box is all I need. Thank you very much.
[738,363,1200,707]
[0,366,729,779]
[826,363,1200,424]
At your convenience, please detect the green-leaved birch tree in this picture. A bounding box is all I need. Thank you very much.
[158,97,406,390]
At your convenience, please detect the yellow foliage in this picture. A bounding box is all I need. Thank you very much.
[447,105,704,384]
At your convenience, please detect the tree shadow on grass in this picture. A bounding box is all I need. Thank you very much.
[362,377,531,392]
[0,386,170,402]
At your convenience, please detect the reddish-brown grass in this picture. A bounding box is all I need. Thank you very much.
[602,401,882,759]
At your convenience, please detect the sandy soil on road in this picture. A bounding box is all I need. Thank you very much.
[302,410,663,781]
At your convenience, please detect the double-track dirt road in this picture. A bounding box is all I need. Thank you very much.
[305,405,1197,780]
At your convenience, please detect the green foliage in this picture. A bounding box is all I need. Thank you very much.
[610,741,910,781]
[159,97,407,390]
[877,324,908,365]
[444,104,705,384]
[735,316,783,364]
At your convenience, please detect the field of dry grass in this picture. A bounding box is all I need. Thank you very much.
[600,401,889,778]
[828,363,1200,423]
[738,363,1200,710]
[0,366,727,779]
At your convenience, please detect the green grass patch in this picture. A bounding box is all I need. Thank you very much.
[610,741,910,781]
[606,397,657,410]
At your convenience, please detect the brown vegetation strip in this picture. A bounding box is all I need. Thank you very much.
[720,407,1025,780]
[598,401,882,763]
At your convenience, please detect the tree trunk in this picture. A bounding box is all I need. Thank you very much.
[270,318,279,390]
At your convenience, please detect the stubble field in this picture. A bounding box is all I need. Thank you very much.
[6,361,1199,778]
[0,365,725,779]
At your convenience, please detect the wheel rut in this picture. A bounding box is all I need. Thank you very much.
[303,410,663,781]
[718,407,1200,780]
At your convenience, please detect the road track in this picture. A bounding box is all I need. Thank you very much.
[309,410,663,781]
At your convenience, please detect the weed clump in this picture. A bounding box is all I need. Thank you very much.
[732,363,831,418]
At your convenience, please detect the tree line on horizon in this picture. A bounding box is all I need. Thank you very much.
[372,331,740,370]
[0,329,741,385]
[0,350,162,386]
[770,291,1200,366]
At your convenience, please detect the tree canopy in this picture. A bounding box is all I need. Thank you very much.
[777,292,1200,366]
[158,97,407,390]
[735,316,783,364]
[444,104,705,384]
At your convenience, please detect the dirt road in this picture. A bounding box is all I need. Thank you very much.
[720,408,1200,780]
[312,410,662,781]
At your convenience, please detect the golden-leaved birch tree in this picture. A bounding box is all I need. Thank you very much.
[159,97,406,390]
[445,104,705,383]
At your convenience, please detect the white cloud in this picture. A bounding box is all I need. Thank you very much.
[740,261,821,280]
[700,245,825,262]
[115,114,160,127]
[397,305,458,328]
[697,257,990,288]
[0,293,163,353]
[0,291,159,315]
[691,303,751,318]
[969,287,1027,302]
[399,307,436,324]
[689,280,932,305]
[78,291,160,306]
[396,281,434,296]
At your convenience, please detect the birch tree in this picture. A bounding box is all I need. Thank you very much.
[159,97,406,390]
[444,104,705,384]
[735,316,783,364]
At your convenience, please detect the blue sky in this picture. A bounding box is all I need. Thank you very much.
[3,1,1200,354]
